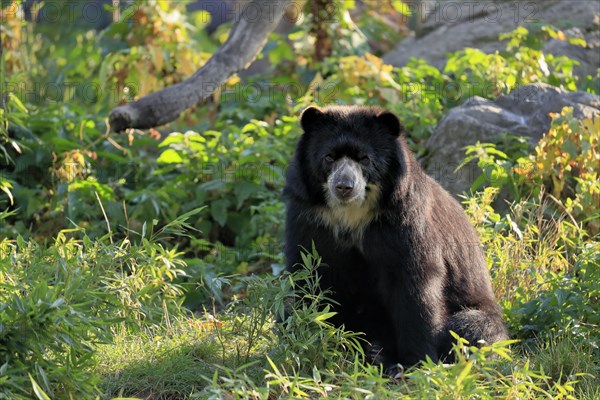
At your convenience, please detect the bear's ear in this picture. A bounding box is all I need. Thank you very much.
[376,111,403,137]
[300,106,325,133]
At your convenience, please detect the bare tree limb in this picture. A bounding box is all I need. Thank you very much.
[109,0,294,132]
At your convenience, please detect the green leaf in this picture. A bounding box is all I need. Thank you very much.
[485,148,508,159]
[562,138,578,158]
[198,180,226,191]
[9,93,28,114]
[157,149,184,164]
[392,0,411,16]
[470,173,488,192]
[568,37,587,47]
[268,40,294,64]
[210,199,229,227]
[314,311,337,322]
[456,361,473,387]
[0,179,14,205]
[266,355,281,375]
[542,25,558,39]
[50,298,65,308]
[29,374,51,400]
[159,133,185,147]
[191,9,212,29]
[506,74,516,89]
[234,182,261,208]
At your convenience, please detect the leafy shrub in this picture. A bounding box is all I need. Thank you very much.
[202,246,372,398]
[271,245,364,374]
[0,214,191,399]
[511,242,599,342]
[0,237,114,399]
[1,94,31,210]
[515,107,599,234]
[154,116,295,250]
[462,190,598,399]
[100,0,219,103]
[457,134,531,201]
[460,107,599,234]
[445,26,580,99]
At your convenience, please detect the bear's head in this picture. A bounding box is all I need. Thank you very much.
[294,106,405,228]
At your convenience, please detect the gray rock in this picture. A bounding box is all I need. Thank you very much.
[424,83,600,195]
[384,0,600,82]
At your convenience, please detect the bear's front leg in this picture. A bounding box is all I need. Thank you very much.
[390,298,440,366]
[381,266,447,366]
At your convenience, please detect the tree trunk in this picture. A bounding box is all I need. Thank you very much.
[310,0,332,63]
[109,0,294,132]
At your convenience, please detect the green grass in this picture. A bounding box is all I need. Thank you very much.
[534,333,599,399]
[92,319,597,399]
[96,319,233,399]
[2,192,599,399]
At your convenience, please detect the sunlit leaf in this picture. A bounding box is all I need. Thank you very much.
[392,0,411,16]
[29,374,51,400]
[157,148,184,164]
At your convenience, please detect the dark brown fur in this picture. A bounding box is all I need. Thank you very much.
[284,106,508,369]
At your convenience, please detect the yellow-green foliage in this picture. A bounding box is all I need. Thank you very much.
[100,0,216,100]
[516,107,600,234]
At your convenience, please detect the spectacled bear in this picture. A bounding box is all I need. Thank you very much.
[284,105,508,372]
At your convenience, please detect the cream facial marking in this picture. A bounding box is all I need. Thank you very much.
[326,157,367,204]
[318,155,381,244]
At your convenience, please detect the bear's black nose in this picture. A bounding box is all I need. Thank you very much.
[335,180,354,198]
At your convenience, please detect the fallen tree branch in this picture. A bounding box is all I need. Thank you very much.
[109,0,294,132]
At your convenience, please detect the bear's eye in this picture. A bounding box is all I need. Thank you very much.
[325,155,334,163]
[359,156,370,165]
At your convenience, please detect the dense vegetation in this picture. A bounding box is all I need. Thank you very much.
[1,1,598,399]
